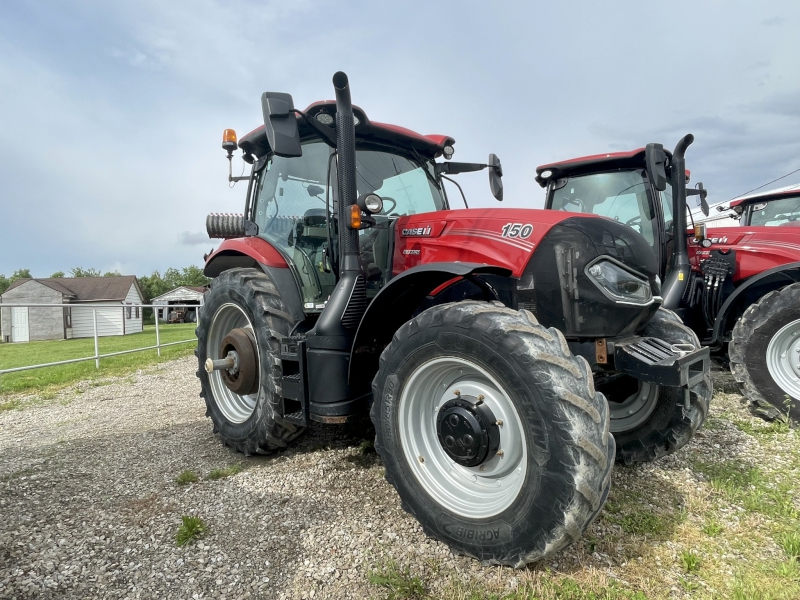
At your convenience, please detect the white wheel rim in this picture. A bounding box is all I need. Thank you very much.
[608,381,660,433]
[398,357,527,519]
[766,317,800,400]
[207,303,260,424]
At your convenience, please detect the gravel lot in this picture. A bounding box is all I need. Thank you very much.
[0,357,797,599]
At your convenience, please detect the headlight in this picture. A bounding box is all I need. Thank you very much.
[586,258,653,305]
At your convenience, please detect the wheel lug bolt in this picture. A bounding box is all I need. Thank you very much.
[418,456,425,463]
[496,419,503,426]
[454,390,461,396]
[477,394,484,400]
[496,450,504,457]
[479,465,486,472]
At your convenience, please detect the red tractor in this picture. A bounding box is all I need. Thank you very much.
[197,72,711,566]
[715,183,800,227]
[537,143,800,421]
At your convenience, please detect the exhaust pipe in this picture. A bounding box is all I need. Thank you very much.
[662,133,694,309]
[333,71,361,274]
[312,71,367,340]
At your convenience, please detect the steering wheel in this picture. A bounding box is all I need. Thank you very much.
[562,197,584,212]
[378,196,397,215]
[625,215,642,228]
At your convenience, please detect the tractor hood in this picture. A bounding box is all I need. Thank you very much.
[393,208,660,338]
[689,225,800,281]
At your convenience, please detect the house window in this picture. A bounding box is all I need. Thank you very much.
[63,307,72,328]
[126,305,132,319]
[135,306,140,319]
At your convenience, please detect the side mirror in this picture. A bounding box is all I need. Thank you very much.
[645,143,668,192]
[261,92,302,158]
[488,154,503,201]
[686,182,710,216]
[697,183,709,216]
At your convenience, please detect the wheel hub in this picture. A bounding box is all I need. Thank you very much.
[218,327,259,395]
[436,394,500,467]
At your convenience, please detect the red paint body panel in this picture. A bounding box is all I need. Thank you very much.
[688,226,800,281]
[537,148,646,171]
[392,208,594,277]
[206,237,288,268]
[730,188,800,208]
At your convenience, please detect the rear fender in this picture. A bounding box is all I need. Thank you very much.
[711,262,800,345]
[203,237,305,324]
[348,262,512,386]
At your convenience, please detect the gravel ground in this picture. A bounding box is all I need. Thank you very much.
[0,358,795,599]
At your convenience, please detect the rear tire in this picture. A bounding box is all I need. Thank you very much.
[608,308,712,465]
[195,268,304,454]
[729,283,800,422]
[371,302,613,567]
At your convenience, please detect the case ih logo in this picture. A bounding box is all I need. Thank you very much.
[401,226,432,237]
[402,249,421,255]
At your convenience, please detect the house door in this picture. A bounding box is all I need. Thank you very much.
[11,307,29,342]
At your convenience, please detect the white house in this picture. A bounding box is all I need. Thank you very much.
[0,276,145,343]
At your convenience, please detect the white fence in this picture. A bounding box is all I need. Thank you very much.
[0,303,199,380]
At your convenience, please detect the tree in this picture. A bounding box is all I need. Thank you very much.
[103,270,122,277]
[70,267,102,278]
[11,268,32,280]
[0,275,9,295]
[50,271,65,278]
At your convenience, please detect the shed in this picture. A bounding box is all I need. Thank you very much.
[0,276,145,343]
[151,286,207,322]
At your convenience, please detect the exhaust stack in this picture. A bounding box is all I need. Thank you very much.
[662,133,694,309]
[333,71,361,274]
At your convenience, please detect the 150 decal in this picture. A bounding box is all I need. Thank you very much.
[501,223,533,238]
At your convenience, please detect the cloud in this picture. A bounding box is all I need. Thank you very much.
[761,16,785,26]
[179,232,212,246]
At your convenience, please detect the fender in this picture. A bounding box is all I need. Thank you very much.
[203,237,305,324]
[711,261,800,346]
[348,262,512,384]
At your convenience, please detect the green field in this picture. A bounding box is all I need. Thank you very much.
[0,323,197,395]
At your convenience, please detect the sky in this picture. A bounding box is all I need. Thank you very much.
[1,0,798,277]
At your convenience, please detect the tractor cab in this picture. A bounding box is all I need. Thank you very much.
[727,183,800,226]
[216,100,502,313]
[537,145,707,284]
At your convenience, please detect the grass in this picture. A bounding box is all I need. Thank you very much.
[175,515,206,547]
[206,464,243,480]
[778,532,800,559]
[0,323,196,395]
[368,561,426,599]
[680,550,701,573]
[176,470,199,485]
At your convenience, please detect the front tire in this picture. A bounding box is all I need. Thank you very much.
[371,302,613,567]
[606,308,712,465]
[730,283,800,422]
[195,268,304,454]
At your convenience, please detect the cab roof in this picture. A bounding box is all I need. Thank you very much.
[237,101,455,161]
[730,182,800,209]
[535,147,689,188]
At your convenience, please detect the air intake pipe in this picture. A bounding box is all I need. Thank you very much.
[661,133,694,309]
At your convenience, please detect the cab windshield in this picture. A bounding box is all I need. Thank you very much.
[747,197,800,226]
[252,140,446,308]
[549,170,658,248]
